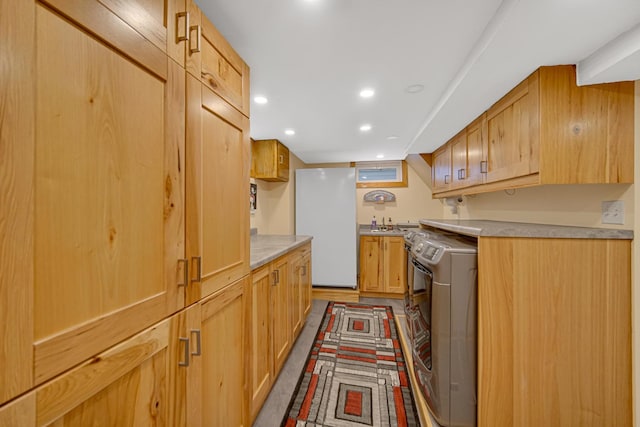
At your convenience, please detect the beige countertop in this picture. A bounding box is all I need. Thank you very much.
[250,234,313,270]
[419,219,633,239]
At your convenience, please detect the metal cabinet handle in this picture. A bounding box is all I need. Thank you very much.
[444,174,450,184]
[279,154,284,164]
[301,265,307,276]
[271,271,277,286]
[480,160,488,174]
[178,258,189,287]
[176,12,190,42]
[458,168,466,180]
[178,337,190,367]
[191,329,201,356]
[191,256,202,282]
[189,25,201,54]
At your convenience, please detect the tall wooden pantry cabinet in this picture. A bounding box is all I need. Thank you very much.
[0,0,251,425]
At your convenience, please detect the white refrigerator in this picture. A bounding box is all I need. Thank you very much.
[295,168,357,288]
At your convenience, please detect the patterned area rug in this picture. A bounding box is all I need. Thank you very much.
[282,301,420,426]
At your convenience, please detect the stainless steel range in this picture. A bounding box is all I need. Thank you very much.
[409,233,478,427]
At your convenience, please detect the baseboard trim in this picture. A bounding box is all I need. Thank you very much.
[359,291,404,300]
[312,287,360,302]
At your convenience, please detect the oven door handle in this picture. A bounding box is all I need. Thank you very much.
[412,258,433,278]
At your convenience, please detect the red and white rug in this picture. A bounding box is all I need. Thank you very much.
[282,301,420,426]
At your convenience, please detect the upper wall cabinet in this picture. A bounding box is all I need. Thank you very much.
[0,0,187,405]
[431,65,634,198]
[185,0,250,118]
[251,139,291,182]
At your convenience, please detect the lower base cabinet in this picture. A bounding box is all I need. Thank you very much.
[249,242,312,422]
[4,277,250,427]
[179,276,250,427]
[478,237,631,426]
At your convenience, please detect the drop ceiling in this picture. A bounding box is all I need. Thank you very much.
[195,0,640,164]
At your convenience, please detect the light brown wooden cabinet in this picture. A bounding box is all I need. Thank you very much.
[290,243,312,339]
[249,242,312,422]
[249,265,274,421]
[185,0,250,117]
[185,73,251,305]
[1,0,251,423]
[359,236,407,296]
[477,237,631,426]
[431,144,452,193]
[177,277,250,427]
[251,139,291,182]
[0,0,188,404]
[431,65,634,197]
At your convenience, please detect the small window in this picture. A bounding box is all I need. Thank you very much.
[354,160,408,188]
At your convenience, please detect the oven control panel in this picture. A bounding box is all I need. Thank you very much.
[414,242,440,261]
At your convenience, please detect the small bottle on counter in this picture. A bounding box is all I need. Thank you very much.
[371,215,377,230]
[388,217,393,230]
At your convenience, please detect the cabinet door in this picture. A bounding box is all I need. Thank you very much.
[186,277,249,427]
[272,257,291,377]
[250,266,272,421]
[465,115,486,187]
[359,236,382,292]
[36,318,172,426]
[186,0,250,117]
[450,129,468,189]
[383,237,406,294]
[432,144,452,193]
[32,0,185,387]
[186,74,250,304]
[290,256,303,340]
[0,0,34,405]
[485,72,540,183]
[276,142,290,181]
[301,252,312,318]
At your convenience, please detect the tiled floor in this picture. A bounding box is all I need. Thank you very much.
[251,297,410,427]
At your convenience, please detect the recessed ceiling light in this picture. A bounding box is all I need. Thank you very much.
[359,88,375,98]
[284,129,295,136]
[360,124,372,132]
[405,84,424,94]
[254,96,268,104]
[376,154,385,159]
[386,136,399,140]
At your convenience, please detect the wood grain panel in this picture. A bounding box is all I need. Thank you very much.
[165,58,186,313]
[41,0,167,80]
[0,392,36,427]
[199,278,249,427]
[485,71,539,183]
[431,144,451,193]
[359,236,382,292]
[36,319,170,426]
[450,129,468,189]
[539,65,634,184]
[251,139,290,182]
[301,253,312,318]
[0,0,35,405]
[33,3,181,384]
[477,237,514,426]
[290,256,302,339]
[478,237,632,425]
[465,113,486,186]
[250,266,272,421]
[272,257,291,377]
[312,288,360,303]
[98,0,167,51]
[185,75,250,304]
[384,237,406,294]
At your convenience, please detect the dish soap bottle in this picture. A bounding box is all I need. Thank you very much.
[388,217,393,230]
[371,215,377,230]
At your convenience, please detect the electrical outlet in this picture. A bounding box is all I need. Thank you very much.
[601,200,625,225]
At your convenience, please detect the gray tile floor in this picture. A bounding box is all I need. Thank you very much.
[252,297,409,427]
